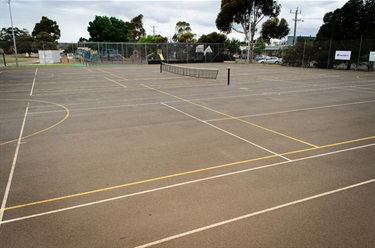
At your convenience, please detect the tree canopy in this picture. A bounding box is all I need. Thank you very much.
[260,17,289,44]
[253,38,266,54]
[126,14,146,42]
[216,0,281,62]
[32,16,61,42]
[138,34,168,43]
[0,27,31,54]
[173,21,195,42]
[87,16,129,42]
[316,0,375,41]
[32,31,57,50]
[198,32,227,43]
[17,33,34,56]
[225,38,241,54]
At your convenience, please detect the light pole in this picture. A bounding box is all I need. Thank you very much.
[7,0,18,67]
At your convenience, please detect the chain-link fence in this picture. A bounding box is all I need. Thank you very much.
[71,42,225,65]
[282,38,375,71]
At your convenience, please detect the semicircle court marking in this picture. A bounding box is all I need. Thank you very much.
[0,99,70,146]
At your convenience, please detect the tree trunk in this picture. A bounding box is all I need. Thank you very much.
[249,27,255,63]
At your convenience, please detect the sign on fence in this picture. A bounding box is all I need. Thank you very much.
[369,52,375,62]
[335,51,351,61]
[39,50,60,64]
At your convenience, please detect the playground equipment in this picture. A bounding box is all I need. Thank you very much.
[124,50,142,63]
[75,42,225,65]
[74,47,143,64]
[157,49,165,61]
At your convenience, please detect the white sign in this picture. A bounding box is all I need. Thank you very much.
[39,50,60,64]
[204,46,213,55]
[369,52,375,62]
[335,50,351,61]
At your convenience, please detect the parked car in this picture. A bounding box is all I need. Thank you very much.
[258,57,282,64]
[254,55,266,61]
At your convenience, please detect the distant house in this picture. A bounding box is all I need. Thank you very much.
[286,35,316,45]
[238,36,316,59]
[265,36,316,56]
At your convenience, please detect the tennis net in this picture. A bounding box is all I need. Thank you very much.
[161,62,219,79]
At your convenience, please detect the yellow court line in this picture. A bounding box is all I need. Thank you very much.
[320,136,375,149]
[141,84,319,148]
[0,99,70,146]
[5,135,374,211]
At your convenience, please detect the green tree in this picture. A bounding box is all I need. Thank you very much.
[88,16,129,42]
[32,16,61,42]
[260,17,289,44]
[173,21,195,42]
[16,34,35,56]
[216,0,281,62]
[315,0,375,69]
[126,14,146,42]
[0,27,29,53]
[198,32,227,43]
[32,31,57,51]
[317,0,375,41]
[153,35,168,43]
[138,35,154,43]
[253,38,266,55]
[138,34,168,43]
[1,27,28,41]
[78,37,88,42]
[225,38,241,54]
[282,38,314,67]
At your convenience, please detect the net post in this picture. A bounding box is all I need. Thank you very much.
[227,68,230,85]
[160,62,162,73]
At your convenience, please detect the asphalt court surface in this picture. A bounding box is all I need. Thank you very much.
[0,63,374,247]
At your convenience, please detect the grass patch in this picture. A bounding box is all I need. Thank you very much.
[4,54,39,63]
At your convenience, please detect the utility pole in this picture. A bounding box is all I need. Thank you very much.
[290,7,303,46]
[151,25,158,36]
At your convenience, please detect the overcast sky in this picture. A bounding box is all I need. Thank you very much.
[0,0,348,42]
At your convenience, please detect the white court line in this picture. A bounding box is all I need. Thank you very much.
[135,177,375,248]
[161,102,291,161]
[98,69,130,81]
[104,77,127,88]
[2,143,373,225]
[188,83,375,103]
[0,102,30,226]
[25,99,375,120]
[35,68,38,76]
[30,78,36,96]
[28,102,161,115]
[84,68,94,73]
[206,100,375,122]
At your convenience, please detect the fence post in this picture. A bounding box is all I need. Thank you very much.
[227,68,230,86]
[357,35,363,70]
[327,38,332,69]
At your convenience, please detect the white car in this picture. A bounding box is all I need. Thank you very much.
[258,57,282,64]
